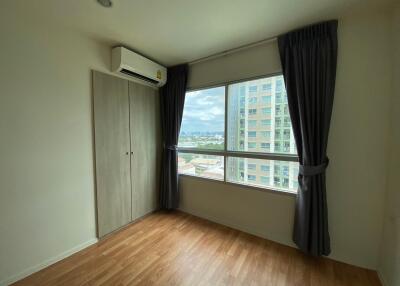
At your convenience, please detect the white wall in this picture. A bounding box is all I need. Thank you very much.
[0,9,110,285]
[379,4,400,286]
[180,7,394,270]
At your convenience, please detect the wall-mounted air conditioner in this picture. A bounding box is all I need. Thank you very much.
[111,46,167,87]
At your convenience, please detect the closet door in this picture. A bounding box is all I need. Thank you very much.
[129,81,161,220]
[93,71,132,237]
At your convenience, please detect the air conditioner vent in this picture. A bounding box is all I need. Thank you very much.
[120,69,159,85]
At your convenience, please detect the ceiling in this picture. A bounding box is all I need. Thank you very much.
[3,0,394,66]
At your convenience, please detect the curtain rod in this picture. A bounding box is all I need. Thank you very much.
[188,36,277,66]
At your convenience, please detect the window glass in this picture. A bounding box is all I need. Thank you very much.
[178,153,224,180]
[261,96,271,104]
[262,83,272,92]
[248,120,257,127]
[227,76,296,155]
[249,97,257,104]
[261,131,271,138]
[249,86,258,93]
[248,163,256,170]
[227,157,299,193]
[248,108,257,115]
[248,142,256,148]
[248,131,257,138]
[262,107,271,114]
[179,87,225,150]
[179,75,299,193]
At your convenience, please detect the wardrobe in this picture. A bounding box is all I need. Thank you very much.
[92,71,161,238]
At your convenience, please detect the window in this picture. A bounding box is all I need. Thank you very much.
[274,165,281,175]
[284,105,289,115]
[178,86,225,150]
[248,142,256,148]
[260,131,271,138]
[276,80,283,92]
[261,165,270,172]
[178,153,224,180]
[275,105,281,115]
[249,97,257,104]
[248,163,256,170]
[262,83,272,92]
[249,86,258,93]
[275,142,281,152]
[283,178,289,188]
[262,107,271,115]
[283,142,290,152]
[261,119,271,126]
[284,117,290,127]
[261,96,271,104]
[283,129,290,139]
[248,174,256,181]
[178,75,298,193]
[248,108,257,115]
[248,120,257,128]
[276,93,282,103]
[260,142,270,150]
[283,166,289,176]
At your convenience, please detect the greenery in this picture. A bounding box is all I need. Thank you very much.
[197,143,224,150]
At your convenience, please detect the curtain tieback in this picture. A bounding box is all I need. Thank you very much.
[165,144,177,151]
[299,158,329,176]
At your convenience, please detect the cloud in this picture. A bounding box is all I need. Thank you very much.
[180,86,225,133]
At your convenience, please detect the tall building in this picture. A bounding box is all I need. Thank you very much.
[227,76,299,191]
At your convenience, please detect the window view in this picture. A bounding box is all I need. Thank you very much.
[226,157,299,192]
[178,86,225,150]
[177,153,224,180]
[227,76,296,154]
[178,75,299,193]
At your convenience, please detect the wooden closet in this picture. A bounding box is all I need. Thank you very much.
[92,71,161,238]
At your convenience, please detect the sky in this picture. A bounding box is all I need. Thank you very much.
[180,87,225,133]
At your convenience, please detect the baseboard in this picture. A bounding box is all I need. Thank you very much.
[0,238,98,286]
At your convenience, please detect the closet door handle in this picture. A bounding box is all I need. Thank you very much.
[125,152,129,155]
[131,152,134,155]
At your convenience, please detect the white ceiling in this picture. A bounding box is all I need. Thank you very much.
[4,0,394,66]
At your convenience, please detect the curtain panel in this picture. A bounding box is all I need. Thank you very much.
[159,64,189,209]
[278,20,338,256]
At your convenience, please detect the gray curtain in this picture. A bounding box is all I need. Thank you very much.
[278,20,338,256]
[159,64,189,209]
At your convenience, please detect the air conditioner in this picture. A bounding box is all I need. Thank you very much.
[111,46,167,87]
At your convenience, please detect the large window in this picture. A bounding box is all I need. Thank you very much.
[178,75,299,193]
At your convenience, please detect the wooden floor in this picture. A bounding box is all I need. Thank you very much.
[13,211,381,286]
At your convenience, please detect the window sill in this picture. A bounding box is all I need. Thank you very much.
[178,173,297,197]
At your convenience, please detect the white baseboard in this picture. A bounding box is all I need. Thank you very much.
[0,238,98,286]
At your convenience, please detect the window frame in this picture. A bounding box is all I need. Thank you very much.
[178,73,299,195]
